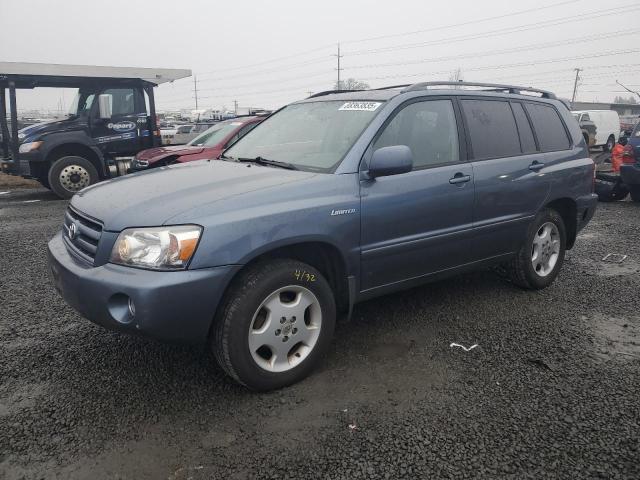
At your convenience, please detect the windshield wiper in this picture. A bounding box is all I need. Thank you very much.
[236,156,298,170]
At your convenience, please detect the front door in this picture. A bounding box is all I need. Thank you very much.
[360,98,474,292]
[91,87,147,157]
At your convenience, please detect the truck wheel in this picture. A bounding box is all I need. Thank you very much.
[48,156,99,199]
[506,208,566,290]
[604,135,615,152]
[630,186,640,202]
[213,259,336,391]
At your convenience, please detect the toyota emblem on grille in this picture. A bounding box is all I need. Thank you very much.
[68,223,77,240]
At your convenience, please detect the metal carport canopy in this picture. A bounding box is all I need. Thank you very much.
[0,62,191,89]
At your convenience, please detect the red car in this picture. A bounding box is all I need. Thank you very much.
[130,116,264,170]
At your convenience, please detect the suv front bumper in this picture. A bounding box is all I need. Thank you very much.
[48,232,239,343]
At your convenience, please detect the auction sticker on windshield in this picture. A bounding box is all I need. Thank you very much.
[339,102,382,111]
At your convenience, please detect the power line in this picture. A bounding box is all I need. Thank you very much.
[355,49,639,83]
[196,44,335,76]
[342,4,640,56]
[344,29,640,71]
[340,0,580,45]
[160,30,638,100]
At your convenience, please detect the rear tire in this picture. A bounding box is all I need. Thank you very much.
[48,156,99,199]
[630,186,640,202]
[507,209,566,290]
[212,259,336,391]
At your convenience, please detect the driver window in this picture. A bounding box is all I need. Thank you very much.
[373,100,459,169]
[102,88,136,116]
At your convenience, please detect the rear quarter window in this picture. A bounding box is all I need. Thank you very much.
[461,99,521,160]
[525,103,571,152]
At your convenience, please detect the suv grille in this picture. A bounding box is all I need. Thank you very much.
[63,206,103,264]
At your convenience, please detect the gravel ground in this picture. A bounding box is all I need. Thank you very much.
[1,187,639,479]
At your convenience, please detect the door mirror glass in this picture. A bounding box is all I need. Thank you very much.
[98,94,113,119]
[368,145,413,178]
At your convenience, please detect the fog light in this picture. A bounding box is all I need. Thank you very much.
[128,297,136,317]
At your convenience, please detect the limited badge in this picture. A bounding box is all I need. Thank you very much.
[338,102,382,112]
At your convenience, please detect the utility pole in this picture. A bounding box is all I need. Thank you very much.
[193,75,199,110]
[333,43,343,90]
[234,100,238,115]
[571,68,582,103]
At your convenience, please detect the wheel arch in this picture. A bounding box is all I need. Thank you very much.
[45,143,105,178]
[209,239,352,341]
[544,197,577,249]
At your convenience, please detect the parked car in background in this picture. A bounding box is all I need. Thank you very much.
[572,110,620,151]
[131,116,263,170]
[49,82,597,390]
[160,124,190,145]
[172,123,217,145]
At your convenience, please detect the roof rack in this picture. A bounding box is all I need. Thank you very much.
[401,81,556,99]
[307,89,364,99]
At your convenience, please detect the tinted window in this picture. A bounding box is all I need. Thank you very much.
[461,100,520,159]
[525,103,570,151]
[511,103,537,153]
[373,100,459,169]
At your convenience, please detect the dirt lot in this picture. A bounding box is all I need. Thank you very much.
[0,173,40,189]
[0,187,639,479]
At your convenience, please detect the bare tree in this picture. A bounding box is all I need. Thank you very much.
[334,78,370,90]
[614,95,638,105]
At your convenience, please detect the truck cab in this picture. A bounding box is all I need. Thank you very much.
[0,62,191,198]
[17,84,157,197]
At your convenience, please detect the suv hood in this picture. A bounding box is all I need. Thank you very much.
[136,145,205,162]
[71,160,315,231]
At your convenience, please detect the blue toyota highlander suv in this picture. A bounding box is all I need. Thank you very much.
[48,82,598,390]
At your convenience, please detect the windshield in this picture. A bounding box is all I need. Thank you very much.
[189,121,242,146]
[68,91,95,116]
[224,101,384,172]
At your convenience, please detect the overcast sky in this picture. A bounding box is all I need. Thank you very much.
[1,0,639,114]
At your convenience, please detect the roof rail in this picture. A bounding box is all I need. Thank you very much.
[307,89,364,99]
[402,81,556,99]
[371,84,412,91]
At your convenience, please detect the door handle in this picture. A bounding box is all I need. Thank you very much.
[449,173,471,184]
[529,161,545,171]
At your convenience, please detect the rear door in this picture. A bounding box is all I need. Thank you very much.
[360,98,475,291]
[461,98,550,259]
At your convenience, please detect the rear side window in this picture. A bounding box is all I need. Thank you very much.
[525,103,571,151]
[511,103,537,153]
[461,100,521,159]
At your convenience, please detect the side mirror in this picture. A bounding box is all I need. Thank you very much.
[368,145,413,178]
[98,94,113,120]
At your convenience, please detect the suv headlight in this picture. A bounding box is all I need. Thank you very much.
[19,141,42,153]
[110,225,202,270]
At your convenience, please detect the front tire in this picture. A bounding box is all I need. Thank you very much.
[212,259,336,391]
[507,209,566,290]
[48,156,99,199]
[630,185,640,202]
